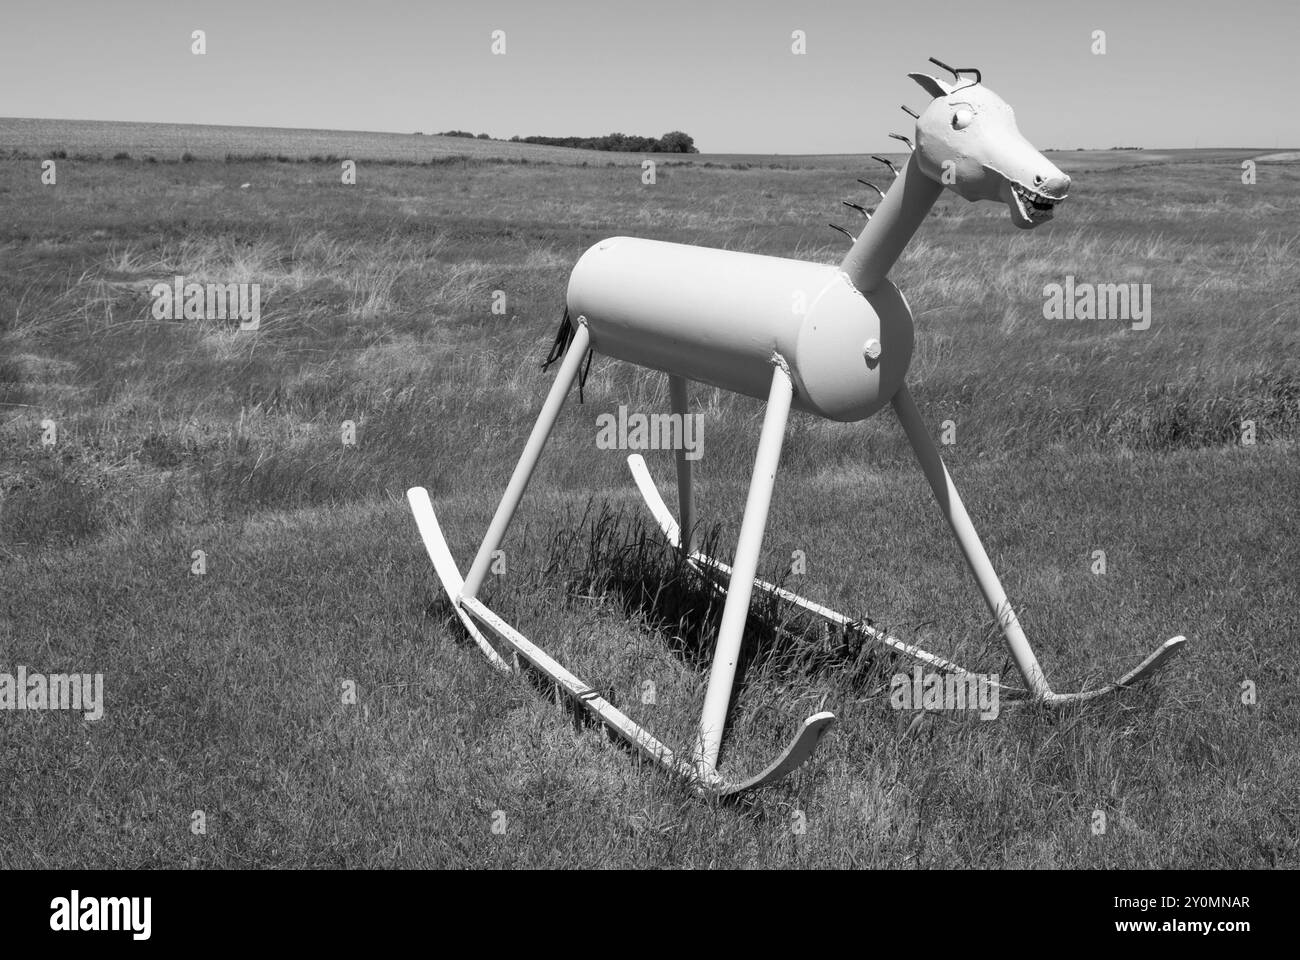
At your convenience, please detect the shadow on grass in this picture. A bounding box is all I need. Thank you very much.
[417,499,903,758]
[531,501,899,700]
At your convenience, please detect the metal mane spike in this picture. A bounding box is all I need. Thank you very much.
[856,179,885,201]
[828,222,856,243]
[870,155,898,178]
[901,104,920,120]
[888,132,913,151]
[841,200,872,222]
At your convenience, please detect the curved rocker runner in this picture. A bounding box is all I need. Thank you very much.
[408,59,1187,796]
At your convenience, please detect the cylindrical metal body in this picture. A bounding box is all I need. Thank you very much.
[566,237,914,422]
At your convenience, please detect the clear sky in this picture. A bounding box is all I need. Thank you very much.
[1,0,1295,152]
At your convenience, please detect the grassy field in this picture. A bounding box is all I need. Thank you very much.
[1,121,1297,868]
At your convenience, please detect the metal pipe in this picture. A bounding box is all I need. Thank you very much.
[668,374,696,553]
[839,152,943,294]
[891,385,1052,698]
[567,236,912,423]
[695,364,794,774]
[462,322,592,599]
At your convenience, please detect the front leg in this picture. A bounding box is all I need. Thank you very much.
[695,362,795,776]
[891,384,1053,699]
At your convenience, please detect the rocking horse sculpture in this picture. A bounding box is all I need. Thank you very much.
[407,59,1186,796]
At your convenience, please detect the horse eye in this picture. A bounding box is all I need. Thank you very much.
[952,109,974,130]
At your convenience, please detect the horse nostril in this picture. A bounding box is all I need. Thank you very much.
[1034,174,1045,185]
[1048,174,1071,196]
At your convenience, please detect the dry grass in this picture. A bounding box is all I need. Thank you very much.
[0,134,1297,867]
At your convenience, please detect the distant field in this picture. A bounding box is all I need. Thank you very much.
[0,116,642,166]
[1,122,1297,868]
[2,117,1285,172]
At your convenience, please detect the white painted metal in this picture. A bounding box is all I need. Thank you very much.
[712,712,836,794]
[693,365,835,777]
[405,350,833,795]
[406,64,1186,799]
[626,454,1024,695]
[841,153,944,294]
[568,238,913,422]
[629,453,1184,703]
[459,596,698,781]
[891,386,1187,700]
[1038,636,1187,704]
[668,374,696,552]
[891,385,1052,698]
[907,72,1070,228]
[407,486,512,672]
[463,594,835,795]
[462,322,591,599]
[409,479,836,796]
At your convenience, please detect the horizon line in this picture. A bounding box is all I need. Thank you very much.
[1,116,1292,157]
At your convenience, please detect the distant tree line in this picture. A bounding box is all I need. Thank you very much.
[435,130,699,153]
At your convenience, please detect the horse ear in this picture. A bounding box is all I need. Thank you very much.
[907,73,954,99]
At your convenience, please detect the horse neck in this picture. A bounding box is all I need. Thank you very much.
[839,151,943,294]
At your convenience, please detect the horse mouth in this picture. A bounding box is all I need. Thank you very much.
[1007,181,1064,228]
